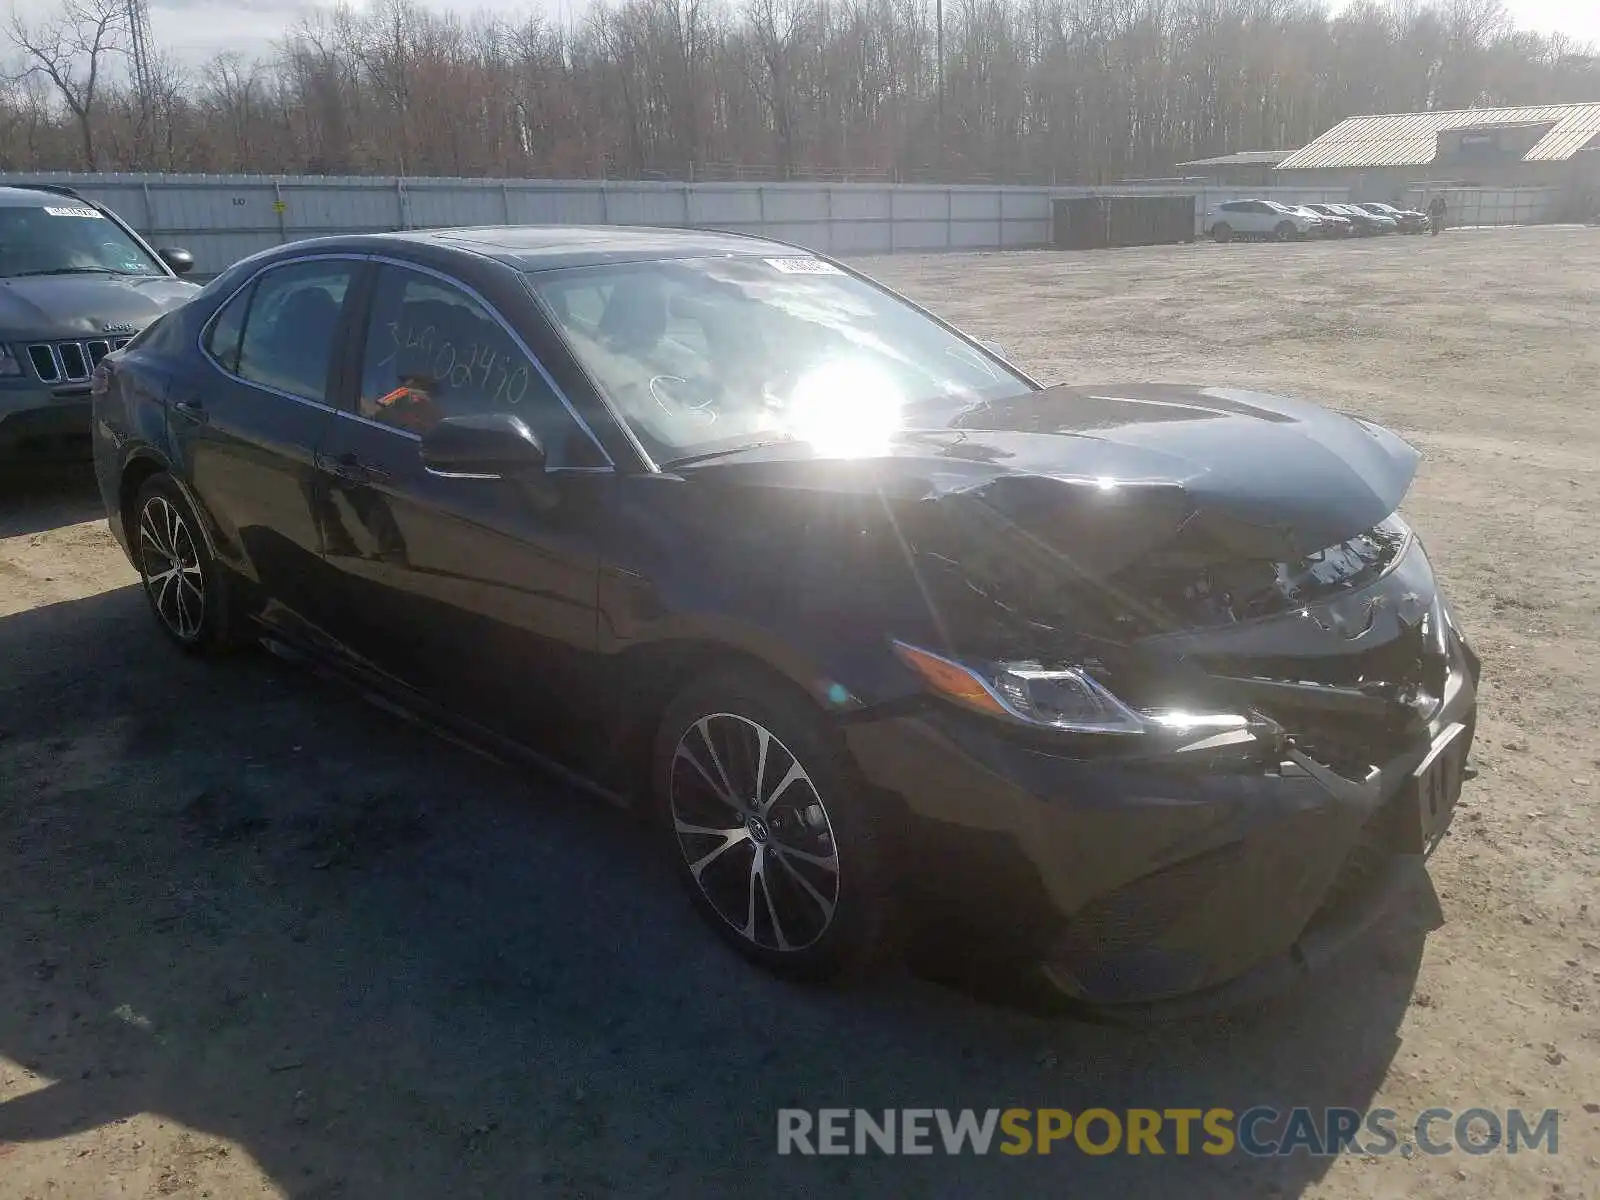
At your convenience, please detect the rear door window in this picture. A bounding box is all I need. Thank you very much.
[234,261,358,404]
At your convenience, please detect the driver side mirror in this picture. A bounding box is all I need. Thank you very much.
[158,247,195,275]
[420,413,546,478]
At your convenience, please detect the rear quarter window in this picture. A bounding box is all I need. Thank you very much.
[204,282,254,373]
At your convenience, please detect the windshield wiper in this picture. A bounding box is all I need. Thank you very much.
[662,437,800,469]
[6,266,148,278]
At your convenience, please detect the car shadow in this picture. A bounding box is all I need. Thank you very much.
[0,462,105,539]
[0,586,1431,1198]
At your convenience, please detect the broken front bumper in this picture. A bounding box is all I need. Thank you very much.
[842,611,1478,1015]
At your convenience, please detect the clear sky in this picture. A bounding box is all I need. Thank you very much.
[5,0,1597,70]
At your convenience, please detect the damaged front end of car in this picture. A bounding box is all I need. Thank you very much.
[852,430,1479,1013]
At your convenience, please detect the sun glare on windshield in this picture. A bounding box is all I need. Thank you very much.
[529,256,1031,465]
[786,359,906,457]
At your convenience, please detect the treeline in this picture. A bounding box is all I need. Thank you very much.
[3,0,1598,182]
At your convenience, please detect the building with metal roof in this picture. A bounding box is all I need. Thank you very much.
[1277,103,1600,169]
[1274,102,1600,220]
[1172,150,1292,187]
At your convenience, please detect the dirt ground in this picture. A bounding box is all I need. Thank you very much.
[2,227,1598,1198]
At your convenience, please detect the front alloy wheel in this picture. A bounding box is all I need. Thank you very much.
[139,493,206,642]
[670,713,841,953]
[654,669,894,980]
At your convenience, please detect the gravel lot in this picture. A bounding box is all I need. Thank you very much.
[2,227,1598,1198]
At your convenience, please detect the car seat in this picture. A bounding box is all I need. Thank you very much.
[598,278,668,354]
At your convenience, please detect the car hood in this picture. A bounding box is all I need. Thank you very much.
[679,383,1418,568]
[0,273,200,340]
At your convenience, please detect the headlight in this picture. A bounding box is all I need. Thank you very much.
[892,641,1248,737]
[0,347,23,378]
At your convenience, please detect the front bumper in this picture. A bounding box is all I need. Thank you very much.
[843,618,1478,1015]
[0,382,93,460]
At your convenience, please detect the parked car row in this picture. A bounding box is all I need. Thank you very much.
[1204,198,1430,242]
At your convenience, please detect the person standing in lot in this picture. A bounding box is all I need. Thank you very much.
[1428,194,1447,235]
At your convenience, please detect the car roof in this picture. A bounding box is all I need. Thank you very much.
[0,185,91,208]
[328,225,805,272]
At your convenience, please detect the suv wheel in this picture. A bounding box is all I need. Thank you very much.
[1275,220,1299,241]
[1211,222,1233,243]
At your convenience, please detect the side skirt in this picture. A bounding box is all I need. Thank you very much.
[252,620,635,813]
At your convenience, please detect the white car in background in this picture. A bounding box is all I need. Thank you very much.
[1204,199,1322,243]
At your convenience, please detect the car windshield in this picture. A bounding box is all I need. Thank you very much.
[0,203,163,279]
[527,256,1033,463]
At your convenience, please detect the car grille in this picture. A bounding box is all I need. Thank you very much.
[1054,840,1248,959]
[26,338,131,385]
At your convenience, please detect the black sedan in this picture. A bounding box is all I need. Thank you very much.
[91,227,1478,1016]
[1358,202,1429,234]
[1308,203,1392,236]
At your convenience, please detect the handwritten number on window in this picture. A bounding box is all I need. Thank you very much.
[375,318,532,409]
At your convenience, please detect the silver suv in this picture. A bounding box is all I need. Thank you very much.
[1204,199,1321,243]
[1,184,198,461]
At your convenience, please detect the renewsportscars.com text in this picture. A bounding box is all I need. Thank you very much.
[776,1107,1561,1157]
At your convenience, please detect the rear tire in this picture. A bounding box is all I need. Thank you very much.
[652,666,896,982]
[132,473,246,655]
[1211,223,1233,243]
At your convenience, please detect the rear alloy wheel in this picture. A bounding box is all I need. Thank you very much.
[134,474,242,654]
[654,669,893,980]
[1211,222,1233,243]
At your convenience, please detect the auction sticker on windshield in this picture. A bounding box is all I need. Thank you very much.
[43,206,104,219]
[765,257,843,275]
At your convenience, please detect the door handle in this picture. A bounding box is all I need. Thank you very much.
[172,398,208,425]
[318,450,389,485]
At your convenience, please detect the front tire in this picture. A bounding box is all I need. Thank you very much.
[133,474,244,654]
[652,667,895,981]
[1275,220,1298,241]
[1211,222,1233,243]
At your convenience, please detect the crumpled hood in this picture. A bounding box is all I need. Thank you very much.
[680,383,1419,566]
[0,273,200,340]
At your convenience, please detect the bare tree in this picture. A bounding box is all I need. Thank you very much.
[743,0,812,174]
[0,0,1597,181]
[6,0,128,169]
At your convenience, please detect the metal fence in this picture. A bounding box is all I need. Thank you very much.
[1401,185,1564,227]
[1,170,1558,279]
[0,173,1063,276]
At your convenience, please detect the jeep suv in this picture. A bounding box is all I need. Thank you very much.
[1,184,198,461]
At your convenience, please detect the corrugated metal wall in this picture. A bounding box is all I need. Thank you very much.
[0,173,1057,276]
[1401,185,1564,226]
[0,172,1376,277]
